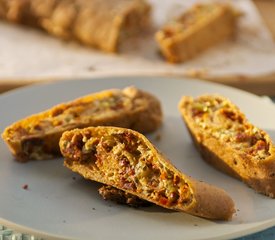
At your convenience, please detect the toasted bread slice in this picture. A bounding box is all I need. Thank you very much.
[2,86,162,162]
[179,94,275,198]
[98,185,152,208]
[60,126,235,220]
[0,0,151,52]
[155,3,240,63]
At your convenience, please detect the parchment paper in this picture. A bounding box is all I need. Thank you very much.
[0,0,274,87]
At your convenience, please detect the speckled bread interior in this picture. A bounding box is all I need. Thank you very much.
[61,126,235,220]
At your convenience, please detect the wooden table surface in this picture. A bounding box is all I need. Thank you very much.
[0,0,275,96]
[208,0,275,96]
[231,0,275,96]
[253,0,275,41]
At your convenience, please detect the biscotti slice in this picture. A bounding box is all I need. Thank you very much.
[0,0,151,52]
[2,86,162,162]
[155,3,240,63]
[98,185,152,208]
[179,94,275,198]
[60,126,235,220]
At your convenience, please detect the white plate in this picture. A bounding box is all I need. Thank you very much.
[1,76,275,240]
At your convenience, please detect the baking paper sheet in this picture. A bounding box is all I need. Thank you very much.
[0,0,274,82]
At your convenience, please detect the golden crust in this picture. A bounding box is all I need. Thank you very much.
[0,0,151,52]
[179,94,275,198]
[155,3,240,63]
[2,86,162,162]
[60,126,235,220]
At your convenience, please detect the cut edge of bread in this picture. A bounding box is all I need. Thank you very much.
[61,126,235,220]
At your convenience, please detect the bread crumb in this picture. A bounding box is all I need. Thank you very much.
[185,68,209,78]
[155,132,162,141]
[87,66,96,71]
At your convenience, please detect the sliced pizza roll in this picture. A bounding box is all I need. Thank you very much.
[179,94,275,198]
[155,3,240,63]
[0,0,151,52]
[60,126,235,220]
[2,86,162,162]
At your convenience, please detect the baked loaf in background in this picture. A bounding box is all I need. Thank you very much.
[0,0,151,52]
[60,126,235,220]
[155,3,240,63]
[2,86,162,162]
[179,94,275,198]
